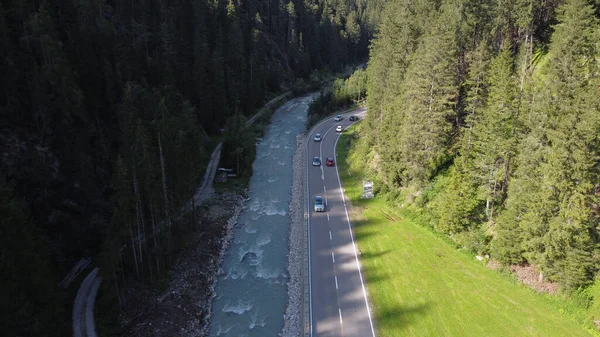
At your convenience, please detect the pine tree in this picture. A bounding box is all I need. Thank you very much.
[0,178,67,336]
[398,2,459,185]
[365,0,423,148]
[494,0,600,288]
[470,42,518,223]
[431,39,492,235]
[0,1,18,118]
[535,0,600,288]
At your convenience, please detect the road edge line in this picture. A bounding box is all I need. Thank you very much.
[333,121,376,337]
[304,107,366,337]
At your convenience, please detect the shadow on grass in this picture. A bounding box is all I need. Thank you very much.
[338,259,432,334]
[359,249,391,260]
[351,215,384,229]
[351,215,391,244]
[376,302,432,333]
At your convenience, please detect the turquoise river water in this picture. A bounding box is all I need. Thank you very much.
[208,95,312,336]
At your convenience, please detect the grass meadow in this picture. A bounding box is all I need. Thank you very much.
[335,123,594,337]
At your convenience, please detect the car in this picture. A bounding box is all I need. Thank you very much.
[314,195,325,212]
[349,115,359,121]
[336,125,343,132]
[325,158,335,166]
[314,133,322,142]
[312,156,321,166]
[334,115,343,122]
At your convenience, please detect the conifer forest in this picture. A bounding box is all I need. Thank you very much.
[0,0,382,334]
[363,0,600,291]
[2,0,600,335]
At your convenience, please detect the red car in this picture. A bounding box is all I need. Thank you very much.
[325,158,335,166]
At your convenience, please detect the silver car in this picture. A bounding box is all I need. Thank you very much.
[334,115,343,121]
[314,133,322,142]
[312,156,321,166]
[314,196,325,212]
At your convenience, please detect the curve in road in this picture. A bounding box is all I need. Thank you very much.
[306,108,375,337]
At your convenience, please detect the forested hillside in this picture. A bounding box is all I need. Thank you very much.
[361,0,600,291]
[0,0,384,335]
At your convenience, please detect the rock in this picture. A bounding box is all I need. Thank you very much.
[123,192,244,337]
[281,134,306,337]
[241,251,259,265]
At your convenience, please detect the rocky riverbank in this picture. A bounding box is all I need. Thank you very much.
[122,191,245,337]
[281,134,307,337]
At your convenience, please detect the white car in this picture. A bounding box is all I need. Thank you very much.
[335,125,343,132]
[334,115,343,122]
[314,133,322,142]
[314,196,325,212]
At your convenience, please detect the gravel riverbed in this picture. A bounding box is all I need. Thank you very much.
[123,192,245,337]
[281,134,307,337]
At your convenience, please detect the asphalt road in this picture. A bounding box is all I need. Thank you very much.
[306,108,375,337]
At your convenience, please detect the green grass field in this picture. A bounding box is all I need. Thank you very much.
[336,124,595,337]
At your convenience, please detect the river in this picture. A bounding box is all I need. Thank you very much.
[208,94,312,336]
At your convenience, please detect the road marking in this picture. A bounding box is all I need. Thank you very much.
[324,185,327,192]
[318,124,336,183]
[332,252,335,263]
[325,198,328,206]
[339,308,343,324]
[333,128,377,337]
[329,231,332,240]
[335,276,338,289]
[306,108,366,337]
[327,214,330,221]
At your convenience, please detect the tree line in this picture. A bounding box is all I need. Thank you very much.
[360,0,600,291]
[0,0,384,335]
[307,67,367,127]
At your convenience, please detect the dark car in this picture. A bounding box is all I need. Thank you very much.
[325,158,335,166]
[349,115,359,121]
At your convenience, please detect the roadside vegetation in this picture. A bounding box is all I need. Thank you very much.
[307,67,368,128]
[337,123,598,337]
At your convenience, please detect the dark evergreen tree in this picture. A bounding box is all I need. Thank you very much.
[361,0,600,290]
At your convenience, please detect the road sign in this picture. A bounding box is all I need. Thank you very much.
[361,181,374,199]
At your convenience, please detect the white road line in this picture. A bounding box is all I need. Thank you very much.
[329,231,332,240]
[324,185,327,192]
[306,109,366,337]
[339,308,343,324]
[332,252,335,263]
[318,125,336,182]
[327,214,330,221]
[325,198,328,206]
[306,121,314,337]
[333,120,377,337]
[335,276,338,289]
